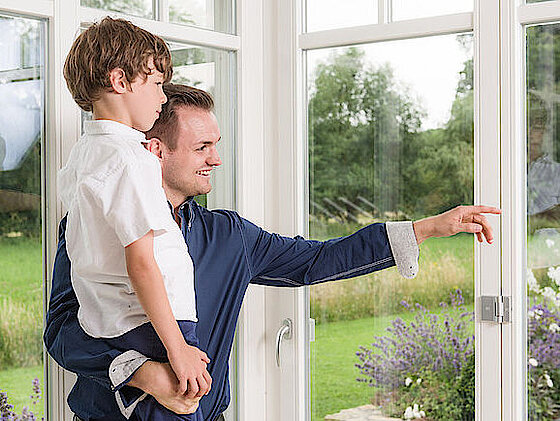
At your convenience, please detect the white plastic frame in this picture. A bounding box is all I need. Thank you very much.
[0,0,245,419]
[502,3,560,421]
[262,0,506,420]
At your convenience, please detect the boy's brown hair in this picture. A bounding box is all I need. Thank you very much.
[64,16,173,112]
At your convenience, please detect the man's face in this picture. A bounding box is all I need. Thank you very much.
[161,107,222,199]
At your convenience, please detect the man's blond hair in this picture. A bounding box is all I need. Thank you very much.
[64,16,173,112]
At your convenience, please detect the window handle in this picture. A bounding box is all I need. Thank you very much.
[275,318,293,367]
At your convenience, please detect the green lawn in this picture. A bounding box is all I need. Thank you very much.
[0,365,44,419]
[0,237,43,305]
[311,305,475,421]
[0,237,44,418]
[311,314,410,420]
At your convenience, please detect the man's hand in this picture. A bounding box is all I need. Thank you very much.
[128,361,202,414]
[413,205,501,245]
[168,343,212,398]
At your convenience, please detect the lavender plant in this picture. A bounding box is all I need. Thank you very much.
[0,378,43,421]
[355,290,475,420]
[527,265,560,420]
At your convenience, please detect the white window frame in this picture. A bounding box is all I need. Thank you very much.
[0,0,264,419]
[501,2,560,421]
[260,0,507,420]
[6,0,560,418]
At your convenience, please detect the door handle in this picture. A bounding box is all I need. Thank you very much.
[275,318,293,367]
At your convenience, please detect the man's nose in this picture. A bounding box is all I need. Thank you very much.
[209,147,222,167]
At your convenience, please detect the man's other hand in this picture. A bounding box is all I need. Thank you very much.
[413,205,501,245]
[128,361,201,414]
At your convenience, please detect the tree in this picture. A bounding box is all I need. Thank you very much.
[309,48,423,220]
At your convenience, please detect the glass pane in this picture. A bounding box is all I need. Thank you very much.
[169,0,235,34]
[0,15,45,420]
[391,0,473,21]
[526,23,560,421]
[170,43,236,209]
[81,0,153,19]
[308,34,474,421]
[306,0,378,32]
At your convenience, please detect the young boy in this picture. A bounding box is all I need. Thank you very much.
[58,17,210,420]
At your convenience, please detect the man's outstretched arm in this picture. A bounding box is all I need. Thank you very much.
[245,205,500,287]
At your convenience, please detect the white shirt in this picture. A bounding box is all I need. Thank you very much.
[59,120,197,338]
[528,154,560,215]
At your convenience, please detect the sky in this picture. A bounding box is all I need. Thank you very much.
[306,0,474,130]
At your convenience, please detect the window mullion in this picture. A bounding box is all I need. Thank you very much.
[0,0,53,19]
[79,6,240,51]
[299,12,472,50]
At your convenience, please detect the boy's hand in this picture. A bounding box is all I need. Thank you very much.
[168,344,212,398]
[129,361,201,414]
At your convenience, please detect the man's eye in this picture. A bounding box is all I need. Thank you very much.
[198,146,206,151]
[156,82,163,86]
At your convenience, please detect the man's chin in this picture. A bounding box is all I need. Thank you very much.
[196,184,212,196]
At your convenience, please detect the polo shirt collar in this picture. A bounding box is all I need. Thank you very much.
[83,120,147,143]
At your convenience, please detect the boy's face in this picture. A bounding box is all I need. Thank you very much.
[124,57,167,132]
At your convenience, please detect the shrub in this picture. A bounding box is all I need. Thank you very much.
[527,265,560,420]
[0,378,43,420]
[355,290,474,420]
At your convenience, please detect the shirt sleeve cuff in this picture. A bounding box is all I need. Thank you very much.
[386,221,419,279]
[109,350,149,391]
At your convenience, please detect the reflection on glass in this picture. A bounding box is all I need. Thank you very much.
[391,0,473,21]
[308,34,474,421]
[169,0,235,34]
[526,23,560,421]
[306,0,378,32]
[0,15,44,420]
[81,0,153,19]
[169,42,236,209]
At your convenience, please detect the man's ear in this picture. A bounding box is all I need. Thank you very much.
[146,138,164,160]
[108,68,129,94]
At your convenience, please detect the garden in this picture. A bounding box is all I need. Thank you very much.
[309,231,560,421]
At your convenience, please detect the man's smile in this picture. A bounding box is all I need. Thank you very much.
[196,169,212,177]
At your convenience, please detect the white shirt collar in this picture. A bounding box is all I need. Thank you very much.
[83,120,147,143]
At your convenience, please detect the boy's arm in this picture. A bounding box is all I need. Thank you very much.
[125,230,211,397]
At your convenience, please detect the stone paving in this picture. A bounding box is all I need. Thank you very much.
[324,405,400,421]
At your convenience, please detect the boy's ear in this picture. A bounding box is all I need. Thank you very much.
[146,138,163,159]
[108,68,129,94]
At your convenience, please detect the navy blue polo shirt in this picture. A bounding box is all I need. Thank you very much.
[44,199,397,421]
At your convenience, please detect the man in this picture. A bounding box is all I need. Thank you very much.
[44,84,500,421]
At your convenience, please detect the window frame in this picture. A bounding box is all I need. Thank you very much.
[0,0,249,419]
[262,0,506,419]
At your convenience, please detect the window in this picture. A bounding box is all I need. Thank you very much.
[308,34,474,421]
[525,22,560,421]
[0,14,45,420]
